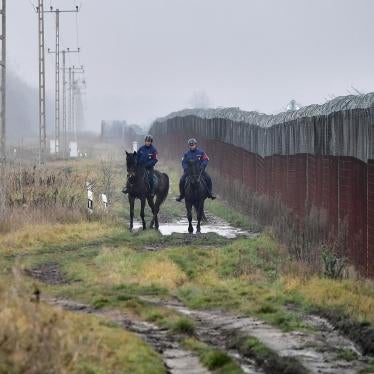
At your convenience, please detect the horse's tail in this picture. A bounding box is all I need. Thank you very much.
[158,173,169,205]
[193,206,207,222]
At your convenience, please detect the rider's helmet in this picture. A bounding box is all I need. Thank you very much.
[145,134,153,143]
[188,138,197,145]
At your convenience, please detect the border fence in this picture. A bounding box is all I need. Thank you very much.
[150,94,374,277]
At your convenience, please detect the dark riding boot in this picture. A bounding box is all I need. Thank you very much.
[208,190,216,200]
[147,168,155,196]
[176,175,186,202]
[122,186,128,194]
[205,173,216,200]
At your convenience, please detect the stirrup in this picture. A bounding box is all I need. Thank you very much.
[176,195,184,202]
[122,188,128,194]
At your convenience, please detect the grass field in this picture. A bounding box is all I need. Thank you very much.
[1,158,373,372]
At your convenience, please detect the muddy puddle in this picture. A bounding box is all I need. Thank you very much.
[132,214,254,238]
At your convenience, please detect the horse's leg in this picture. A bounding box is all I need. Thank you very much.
[129,195,135,231]
[152,194,164,229]
[196,201,202,233]
[186,200,193,233]
[147,196,156,229]
[140,197,146,230]
[196,199,206,233]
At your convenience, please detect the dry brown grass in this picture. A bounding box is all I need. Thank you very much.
[141,258,188,288]
[0,164,86,233]
[0,270,164,373]
[282,275,374,323]
[0,159,124,236]
[0,222,115,255]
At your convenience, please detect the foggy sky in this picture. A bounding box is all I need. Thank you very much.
[8,0,374,132]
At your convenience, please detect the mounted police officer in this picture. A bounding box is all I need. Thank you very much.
[176,138,216,202]
[123,134,158,195]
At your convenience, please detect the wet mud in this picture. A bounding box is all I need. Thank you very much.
[143,298,371,374]
[46,298,210,374]
[24,262,68,285]
[316,308,374,356]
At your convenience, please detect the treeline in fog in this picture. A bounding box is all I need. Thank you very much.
[6,70,51,144]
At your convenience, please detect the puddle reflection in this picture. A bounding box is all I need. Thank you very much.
[132,217,251,238]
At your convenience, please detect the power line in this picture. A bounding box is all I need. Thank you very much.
[27,0,36,12]
[75,7,81,65]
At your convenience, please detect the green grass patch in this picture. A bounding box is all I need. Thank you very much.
[230,335,306,374]
[171,317,196,336]
[336,348,359,362]
[183,338,242,373]
[205,198,259,231]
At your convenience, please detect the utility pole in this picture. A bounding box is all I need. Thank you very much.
[61,49,65,157]
[49,49,80,159]
[65,65,84,155]
[68,67,72,143]
[45,6,79,156]
[54,9,60,154]
[36,0,46,164]
[71,65,84,143]
[0,0,6,162]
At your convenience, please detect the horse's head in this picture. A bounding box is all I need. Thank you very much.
[187,159,201,183]
[126,151,138,182]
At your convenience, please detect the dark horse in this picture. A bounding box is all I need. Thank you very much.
[184,159,209,233]
[125,151,169,230]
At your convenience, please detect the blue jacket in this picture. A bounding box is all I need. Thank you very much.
[137,145,158,168]
[182,148,209,172]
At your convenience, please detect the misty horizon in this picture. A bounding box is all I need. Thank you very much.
[7,0,374,138]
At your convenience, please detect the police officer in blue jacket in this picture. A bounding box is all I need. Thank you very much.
[123,134,158,195]
[176,138,216,201]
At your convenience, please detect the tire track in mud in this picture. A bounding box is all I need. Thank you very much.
[26,265,371,374]
[45,298,210,374]
[143,298,370,374]
[24,262,69,285]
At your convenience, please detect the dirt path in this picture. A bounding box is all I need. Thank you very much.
[46,298,210,374]
[142,298,370,374]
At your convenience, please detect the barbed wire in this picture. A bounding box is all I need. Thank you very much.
[155,93,374,128]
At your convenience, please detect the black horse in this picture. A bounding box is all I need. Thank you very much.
[125,151,169,230]
[184,159,209,233]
